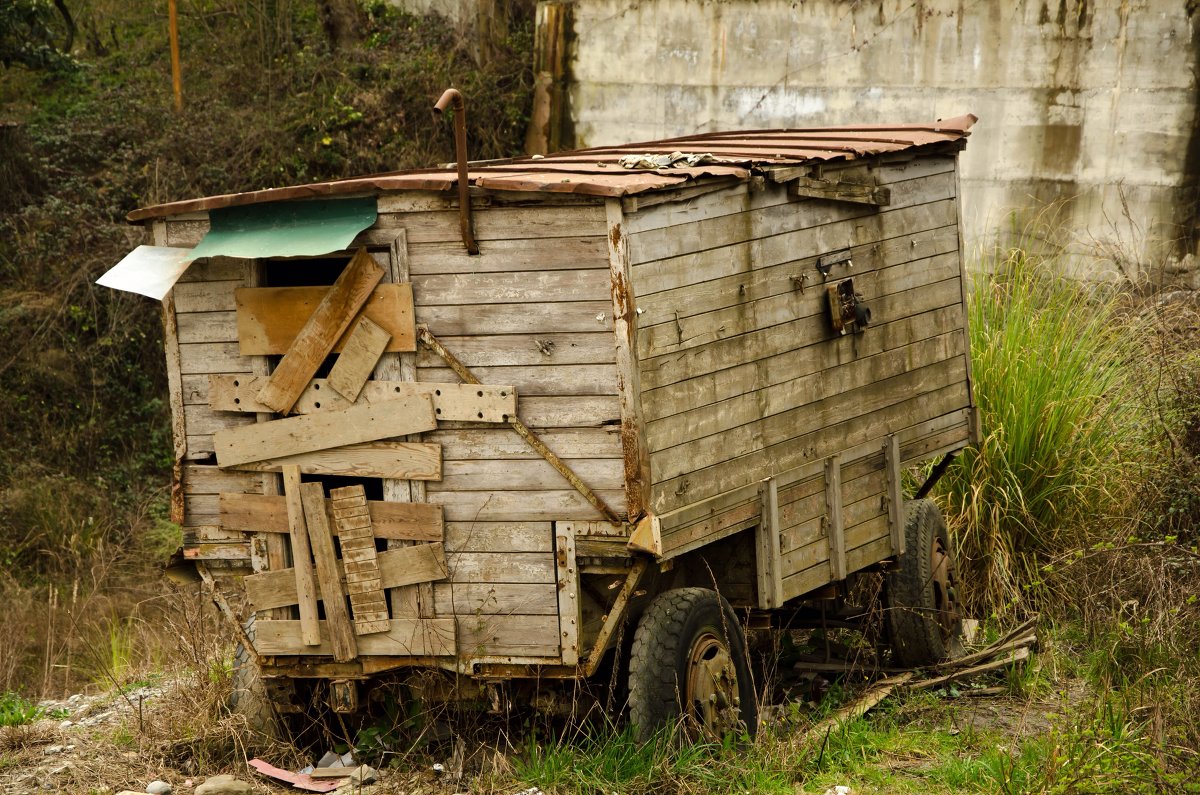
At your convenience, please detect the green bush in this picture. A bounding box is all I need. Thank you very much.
[937,246,1151,614]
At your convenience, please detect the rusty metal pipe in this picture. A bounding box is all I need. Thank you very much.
[433,88,479,255]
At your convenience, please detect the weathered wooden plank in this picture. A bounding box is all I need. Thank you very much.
[443,551,557,583]
[184,405,258,436]
[638,249,961,360]
[253,618,455,657]
[417,301,614,336]
[437,457,623,492]
[208,375,516,421]
[651,382,970,514]
[327,317,391,401]
[214,396,437,467]
[628,178,956,266]
[176,256,246,283]
[178,342,251,376]
[432,428,622,460]
[456,614,560,658]
[555,530,579,665]
[757,478,783,608]
[182,464,265,495]
[413,332,616,367]
[825,455,846,580]
[220,492,444,540]
[787,175,890,205]
[229,441,442,480]
[246,541,447,611]
[642,302,963,419]
[427,488,627,522]
[182,540,251,561]
[781,523,894,602]
[373,205,606,243]
[173,280,241,313]
[236,283,415,356]
[256,249,386,413]
[885,434,905,557]
[652,357,969,483]
[177,311,239,344]
[412,269,610,306]
[633,222,958,328]
[408,237,609,274]
[646,329,965,451]
[281,466,320,646]
[444,522,553,553]
[432,583,558,615]
[416,364,617,397]
[329,485,390,635]
[299,482,357,662]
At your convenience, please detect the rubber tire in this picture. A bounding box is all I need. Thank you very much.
[229,614,279,739]
[885,499,963,667]
[628,588,757,742]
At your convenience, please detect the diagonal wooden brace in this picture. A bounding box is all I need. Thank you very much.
[417,325,622,526]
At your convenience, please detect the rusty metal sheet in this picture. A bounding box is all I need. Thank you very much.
[129,114,976,222]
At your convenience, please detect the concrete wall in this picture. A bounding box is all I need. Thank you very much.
[559,0,1200,276]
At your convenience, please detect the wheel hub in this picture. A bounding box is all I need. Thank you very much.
[930,536,960,640]
[685,632,741,738]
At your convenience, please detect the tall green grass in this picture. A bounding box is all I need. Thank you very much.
[938,246,1150,614]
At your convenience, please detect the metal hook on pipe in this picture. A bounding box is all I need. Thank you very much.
[433,88,479,255]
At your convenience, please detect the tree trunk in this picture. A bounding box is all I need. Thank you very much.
[318,0,364,51]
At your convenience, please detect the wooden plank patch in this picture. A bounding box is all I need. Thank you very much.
[254,618,456,657]
[208,375,516,422]
[213,396,437,467]
[236,283,416,355]
[230,441,441,480]
[282,466,320,646]
[329,485,390,636]
[256,249,386,414]
[246,542,448,611]
[327,316,391,401]
[299,482,357,662]
[220,492,444,541]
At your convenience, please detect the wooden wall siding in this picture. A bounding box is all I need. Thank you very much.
[628,159,971,518]
[174,258,256,459]
[393,200,626,527]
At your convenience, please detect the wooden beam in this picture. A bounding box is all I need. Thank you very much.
[235,282,415,355]
[282,466,320,646]
[213,396,437,467]
[329,485,390,636]
[299,482,357,662]
[756,477,783,608]
[208,375,516,422]
[788,176,891,206]
[824,454,846,581]
[255,248,385,414]
[220,492,444,541]
[327,316,391,402]
[229,441,442,480]
[555,531,579,666]
[884,434,905,556]
[245,541,447,612]
[254,617,456,657]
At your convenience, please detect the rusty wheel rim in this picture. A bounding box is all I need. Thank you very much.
[930,535,960,640]
[685,631,741,738]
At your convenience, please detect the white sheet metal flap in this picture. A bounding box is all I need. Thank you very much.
[96,245,193,300]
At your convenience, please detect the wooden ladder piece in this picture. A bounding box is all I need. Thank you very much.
[329,485,391,635]
[299,482,358,661]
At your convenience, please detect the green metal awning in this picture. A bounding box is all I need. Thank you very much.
[185,197,377,261]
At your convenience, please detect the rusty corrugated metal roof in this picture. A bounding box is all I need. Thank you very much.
[127,114,976,222]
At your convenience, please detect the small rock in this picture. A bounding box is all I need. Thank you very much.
[147,780,172,794]
[44,745,64,755]
[195,774,253,795]
[59,720,73,729]
[349,766,378,786]
[117,791,145,795]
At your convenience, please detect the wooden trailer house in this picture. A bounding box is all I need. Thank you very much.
[100,106,979,737]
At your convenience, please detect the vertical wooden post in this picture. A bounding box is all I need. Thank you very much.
[282,465,320,646]
[300,482,358,662]
[884,435,906,557]
[168,0,182,111]
[824,454,846,581]
[555,530,579,665]
[756,477,783,608]
[524,2,570,155]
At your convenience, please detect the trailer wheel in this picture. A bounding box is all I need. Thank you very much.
[628,588,757,742]
[885,499,963,666]
[229,615,279,739]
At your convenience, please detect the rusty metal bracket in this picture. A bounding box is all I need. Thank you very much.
[417,325,622,525]
[433,88,479,255]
